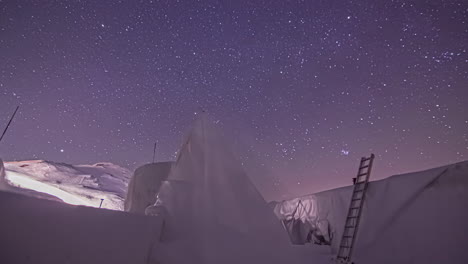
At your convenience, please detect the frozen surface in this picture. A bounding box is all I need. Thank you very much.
[273,160,468,264]
[2,160,131,210]
[0,190,163,264]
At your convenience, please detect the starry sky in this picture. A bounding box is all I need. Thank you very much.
[1,0,467,200]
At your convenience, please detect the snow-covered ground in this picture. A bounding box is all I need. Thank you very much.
[0,190,164,264]
[2,160,131,210]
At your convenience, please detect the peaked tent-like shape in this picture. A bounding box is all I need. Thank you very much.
[147,116,313,264]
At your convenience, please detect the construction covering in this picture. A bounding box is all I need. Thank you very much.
[273,161,468,264]
[145,115,311,264]
[124,162,173,214]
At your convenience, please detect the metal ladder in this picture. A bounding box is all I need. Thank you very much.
[336,154,375,263]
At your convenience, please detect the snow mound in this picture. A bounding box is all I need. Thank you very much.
[2,160,131,210]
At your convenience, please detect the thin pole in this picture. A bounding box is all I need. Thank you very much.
[0,106,19,143]
[152,142,157,163]
[99,199,104,208]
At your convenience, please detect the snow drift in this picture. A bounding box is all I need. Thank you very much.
[273,160,468,264]
[0,190,163,264]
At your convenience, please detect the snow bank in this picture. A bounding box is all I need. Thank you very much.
[3,160,131,210]
[273,161,468,264]
[0,190,163,264]
[124,162,173,214]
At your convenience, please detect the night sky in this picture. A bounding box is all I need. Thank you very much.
[1,0,467,200]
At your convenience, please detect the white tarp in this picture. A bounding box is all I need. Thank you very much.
[146,115,316,264]
[274,161,468,264]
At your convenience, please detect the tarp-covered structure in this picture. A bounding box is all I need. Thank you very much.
[145,115,321,264]
[273,160,468,264]
[124,162,173,214]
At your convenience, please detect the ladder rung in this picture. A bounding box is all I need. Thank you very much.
[354,189,364,193]
[343,235,353,238]
[359,165,370,170]
[362,156,373,162]
[347,216,358,219]
[350,206,360,209]
[357,172,368,177]
[351,198,361,201]
[339,245,351,248]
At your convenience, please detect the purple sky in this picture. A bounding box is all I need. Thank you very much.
[1,0,467,200]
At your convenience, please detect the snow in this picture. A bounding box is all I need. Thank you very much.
[1,119,466,263]
[5,170,91,205]
[0,116,333,264]
[2,160,131,210]
[0,190,164,264]
[273,160,468,264]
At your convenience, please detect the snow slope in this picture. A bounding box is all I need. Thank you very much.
[2,160,131,210]
[0,190,163,264]
[273,160,468,264]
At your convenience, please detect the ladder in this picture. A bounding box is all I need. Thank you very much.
[336,154,375,263]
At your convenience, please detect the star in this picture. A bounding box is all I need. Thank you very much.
[0,0,466,200]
